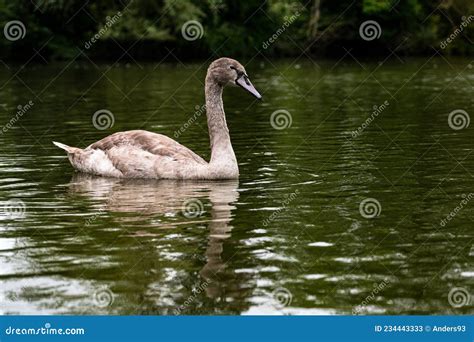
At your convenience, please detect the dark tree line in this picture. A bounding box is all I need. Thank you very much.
[0,0,472,61]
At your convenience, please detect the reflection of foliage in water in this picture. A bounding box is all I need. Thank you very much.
[0,59,473,315]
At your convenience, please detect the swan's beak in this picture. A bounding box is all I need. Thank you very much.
[236,75,262,100]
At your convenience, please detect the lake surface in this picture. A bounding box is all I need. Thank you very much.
[0,58,473,315]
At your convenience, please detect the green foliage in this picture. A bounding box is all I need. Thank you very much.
[362,0,392,14]
[0,0,472,61]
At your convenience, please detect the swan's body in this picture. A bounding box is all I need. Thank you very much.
[53,58,261,179]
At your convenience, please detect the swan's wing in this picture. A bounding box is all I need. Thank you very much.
[88,130,207,165]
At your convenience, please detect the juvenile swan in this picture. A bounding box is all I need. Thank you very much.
[53,58,261,179]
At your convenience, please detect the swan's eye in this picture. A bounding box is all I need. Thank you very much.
[230,66,244,80]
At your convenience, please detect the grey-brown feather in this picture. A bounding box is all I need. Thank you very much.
[89,130,206,164]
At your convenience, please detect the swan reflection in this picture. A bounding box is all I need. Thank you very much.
[68,173,239,300]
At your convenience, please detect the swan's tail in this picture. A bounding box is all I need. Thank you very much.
[53,141,79,154]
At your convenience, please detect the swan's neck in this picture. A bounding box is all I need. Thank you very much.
[205,77,238,175]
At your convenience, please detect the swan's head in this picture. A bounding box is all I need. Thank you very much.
[207,57,262,100]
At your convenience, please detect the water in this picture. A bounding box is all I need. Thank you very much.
[0,58,473,315]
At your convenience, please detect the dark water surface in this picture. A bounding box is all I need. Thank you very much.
[0,58,473,314]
